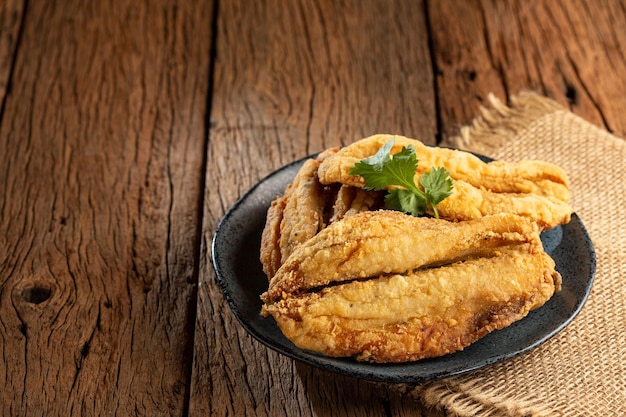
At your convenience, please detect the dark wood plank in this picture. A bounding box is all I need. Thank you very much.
[192,0,438,415]
[0,1,213,415]
[428,0,626,143]
[0,0,25,104]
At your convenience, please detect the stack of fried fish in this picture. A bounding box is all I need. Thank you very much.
[260,134,572,363]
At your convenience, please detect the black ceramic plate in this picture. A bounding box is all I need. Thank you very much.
[212,155,596,383]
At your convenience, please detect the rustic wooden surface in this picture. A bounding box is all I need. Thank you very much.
[1,1,624,416]
[0,0,213,415]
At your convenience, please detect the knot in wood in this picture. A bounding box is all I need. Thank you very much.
[12,275,56,307]
[21,285,53,304]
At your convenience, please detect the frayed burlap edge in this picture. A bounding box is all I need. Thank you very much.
[407,380,554,417]
[444,90,564,151]
[407,91,569,417]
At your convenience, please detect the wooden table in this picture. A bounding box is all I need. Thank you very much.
[2,1,624,415]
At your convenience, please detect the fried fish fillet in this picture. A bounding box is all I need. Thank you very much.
[259,137,568,363]
[260,150,342,279]
[259,195,287,280]
[317,134,573,229]
[263,246,561,362]
[434,179,572,230]
[261,169,383,279]
[329,185,385,223]
[259,158,325,279]
[318,134,571,201]
[262,211,543,304]
[261,136,571,279]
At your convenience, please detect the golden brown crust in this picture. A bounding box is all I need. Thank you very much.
[278,159,325,262]
[317,134,571,201]
[328,185,355,223]
[315,135,573,230]
[329,185,384,223]
[435,180,573,230]
[259,158,326,280]
[262,211,543,304]
[263,247,560,363]
[259,136,568,362]
[259,196,286,280]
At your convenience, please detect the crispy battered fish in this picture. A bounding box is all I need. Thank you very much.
[261,163,383,279]
[260,150,339,279]
[262,211,543,304]
[263,246,561,362]
[261,135,571,280]
[259,195,287,279]
[259,158,324,279]
[317,134,573,229]
[435,179,572,230]
[259,136,568,363]
[329,185,385,223]
[318,134,571,201]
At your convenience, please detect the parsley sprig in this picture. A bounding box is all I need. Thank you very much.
[349,139,453,218]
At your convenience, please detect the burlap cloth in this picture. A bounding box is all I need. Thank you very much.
[405,92,626,416]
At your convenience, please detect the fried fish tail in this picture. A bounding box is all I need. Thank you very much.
[263,247,561,363]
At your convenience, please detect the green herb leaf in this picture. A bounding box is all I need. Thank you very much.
[349,139,420,192]
[385,188,428,217]
[350,139,414,191]
[420,166,453,206]
[349,139,454,218]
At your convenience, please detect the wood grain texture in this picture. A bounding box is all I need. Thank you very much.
[0,0,213,415]
[192,0,437,416]
[0,0,25,105]
[428,0,626,143]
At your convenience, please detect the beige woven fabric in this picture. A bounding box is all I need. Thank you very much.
[409,92,626,416]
